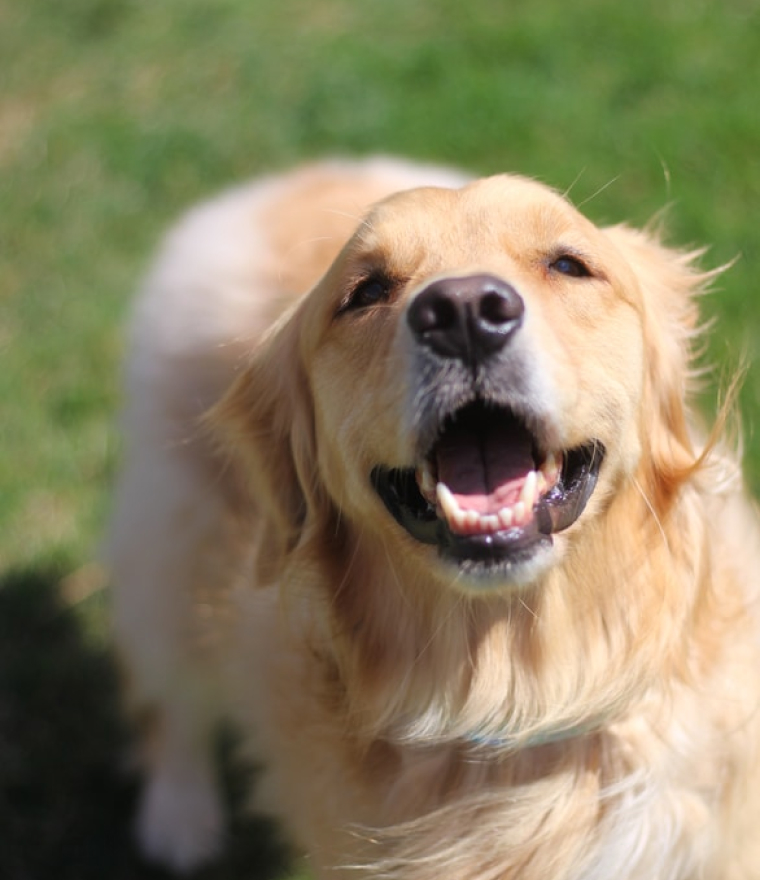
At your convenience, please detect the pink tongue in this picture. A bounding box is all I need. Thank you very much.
[436,418,534,514]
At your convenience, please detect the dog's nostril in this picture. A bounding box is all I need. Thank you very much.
[479,288,524,328]
[408,274,524,363]
[408,290,459,337]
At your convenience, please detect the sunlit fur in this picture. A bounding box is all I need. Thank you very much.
[110,158,760,879]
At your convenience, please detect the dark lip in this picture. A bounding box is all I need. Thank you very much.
[370,440,605,570]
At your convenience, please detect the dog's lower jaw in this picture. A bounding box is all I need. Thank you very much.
[438,536,558,592]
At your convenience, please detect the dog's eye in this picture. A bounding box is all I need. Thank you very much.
[340,274,394,313]
[549,254,593,278]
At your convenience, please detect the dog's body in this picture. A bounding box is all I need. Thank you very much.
[110,157,760,879]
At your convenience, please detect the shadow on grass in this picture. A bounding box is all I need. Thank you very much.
[0,564,293,880]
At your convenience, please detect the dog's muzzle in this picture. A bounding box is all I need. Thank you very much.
[371,274,605,581]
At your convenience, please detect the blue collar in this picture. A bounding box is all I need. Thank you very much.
[464,720,602,752]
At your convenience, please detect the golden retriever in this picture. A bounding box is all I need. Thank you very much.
[109,157,760,879]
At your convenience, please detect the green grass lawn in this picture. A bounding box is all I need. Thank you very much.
[2,0,759,876]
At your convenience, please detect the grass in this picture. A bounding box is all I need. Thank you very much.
[1,0,759,876]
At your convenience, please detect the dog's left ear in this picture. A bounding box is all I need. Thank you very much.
[603,224,721,508]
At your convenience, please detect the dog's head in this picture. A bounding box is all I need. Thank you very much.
[219,174,708,592]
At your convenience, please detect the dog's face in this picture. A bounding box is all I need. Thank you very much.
[224,174,699,592]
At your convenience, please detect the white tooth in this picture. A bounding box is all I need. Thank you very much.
[498,507,514,528]
[520,470,538,511]
[542,451,559,484]
[483,514,500,532]
[436,482,459,520]
[513,501,526,525]
[418,462,436,498]
[436,482,504,535]
[536,471,547,494]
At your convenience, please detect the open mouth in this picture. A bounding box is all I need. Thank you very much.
[371,400,605,574]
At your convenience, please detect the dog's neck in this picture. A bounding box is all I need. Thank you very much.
[325,565,631,756]
[321,507,679,757]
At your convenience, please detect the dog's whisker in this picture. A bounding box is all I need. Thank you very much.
[382,542,413,612]
[575,174,621,209]
[518,596,539,622]
[320,207,372,224]
[656,153,673,201]
[562,167,587,201]
[631,476,671,557]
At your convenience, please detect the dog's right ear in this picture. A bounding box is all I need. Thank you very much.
[210,304,318,563]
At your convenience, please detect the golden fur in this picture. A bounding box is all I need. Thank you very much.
[109,157,760,879]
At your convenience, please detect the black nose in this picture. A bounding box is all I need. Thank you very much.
[407,274,524,363]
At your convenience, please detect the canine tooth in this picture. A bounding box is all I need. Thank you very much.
[417,462,437,499]
[513,501,526,525]
[498,507,514,528]
[520,470,538,511]
[436,482,459,520]
[542,451,560,483]
[536,471,547,494]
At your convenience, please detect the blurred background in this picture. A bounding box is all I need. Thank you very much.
[1,0,758,877]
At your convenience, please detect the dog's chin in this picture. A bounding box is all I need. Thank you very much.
[370,400,605,590]
[439,531,559,591]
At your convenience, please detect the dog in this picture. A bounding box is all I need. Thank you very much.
[109,157,760,880]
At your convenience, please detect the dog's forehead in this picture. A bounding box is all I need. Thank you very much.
[355,174,594,260]
[379,174,577,220]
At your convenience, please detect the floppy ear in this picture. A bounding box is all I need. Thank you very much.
[210,302,320,566]
[603,223,722,509]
